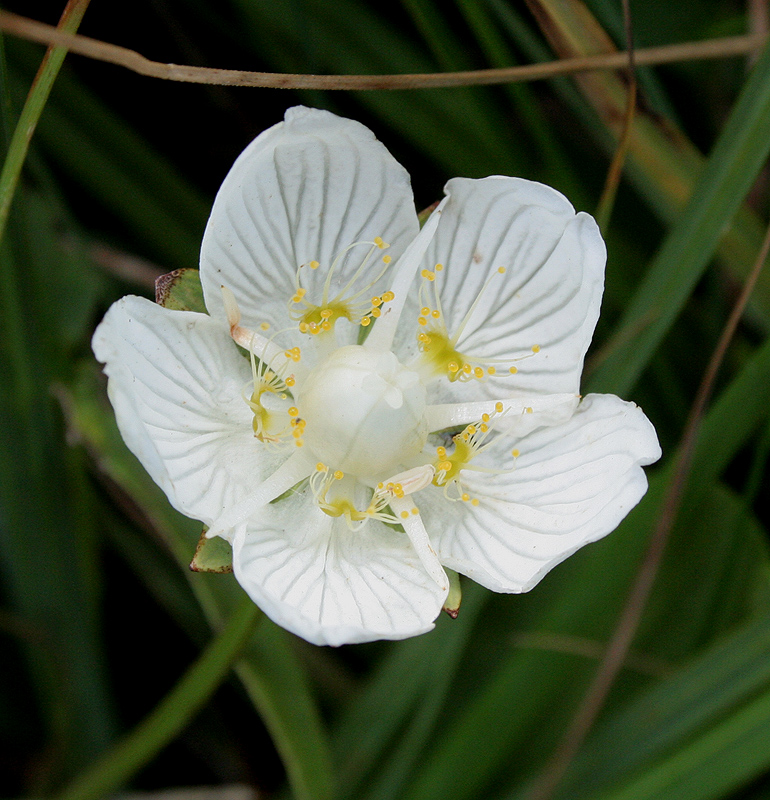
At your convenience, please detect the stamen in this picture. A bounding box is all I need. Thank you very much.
[411,266,540,382]
[431,404,517,502]
[289,238,396,335]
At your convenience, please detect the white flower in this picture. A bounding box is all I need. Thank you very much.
[92,106,660,646]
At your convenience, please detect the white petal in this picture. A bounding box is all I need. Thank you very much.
[422,394,660,592]
[232,488,448,646]
[406,176,604,398]
[92,295,288,528]
[200,106,419,334]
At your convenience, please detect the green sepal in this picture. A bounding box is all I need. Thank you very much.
[189,528,233,573]
[417,202,439,228]
[442,569,462,618]
[155,268,207,313]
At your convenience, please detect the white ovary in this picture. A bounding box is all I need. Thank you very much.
[297,345,427,479]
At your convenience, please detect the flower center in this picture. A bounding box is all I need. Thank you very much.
[297,345,427,479]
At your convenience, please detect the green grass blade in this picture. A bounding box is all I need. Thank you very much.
[64,365,335,800]
[54,596,261,800]
[586,37,770,395]
[0,0,90,243]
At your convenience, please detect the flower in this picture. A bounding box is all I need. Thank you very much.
[92,106,660,646]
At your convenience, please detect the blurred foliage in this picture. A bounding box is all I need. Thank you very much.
[1,1,770,799]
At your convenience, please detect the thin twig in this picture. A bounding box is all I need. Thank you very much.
[747,0,769,65]
[526,212,770,800]
[595,0,637,232]
[0,10,765,90]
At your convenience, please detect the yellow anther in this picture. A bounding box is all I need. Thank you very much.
[435,263,444,271]
[382,291,395,302]
[371,308,381,318]
[467,425,476,435]
[309,322,319,334]
[288,406,299,416]
[431,310,440,319]
[418,333,431,343]
[448,361,460,373]
[474,367,484,378]
[333,470,344,480]
[361,316,371,327]
[495,402,504,413]
[421,307,431,316]
[437,446,447,458]
[480,424,488,432]
[411,507,419,515]
[512,449,520,458]
[421,269,436,281]
[316,462,326,472]
[299,322,308,333]
[532,345,541,353]
[400,510,410,519]
[295,439,304,447]
[292,428,303,438]
[487,367,496,375]
[471,498,480,506]
[285,376,295,387]
[526,407,533,414]
[321,320,331,331]
[509,366,518,374]
[461,493,470,502]
[374,236,389,249]
[481,414,490,422]
[497,266,506,274]
[377,482,384,489]
[259,322,270,330]
[463,363,472,374]
[371,296,382,307]
[309,260,320,269]
[292,294,302,303]
[438,460,452,472]
[382,255,392,264]
[418,317,428,326]
[320,309,333,319]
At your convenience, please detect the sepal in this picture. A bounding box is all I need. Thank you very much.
[155,268,206,312]
[190,528,233,573]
